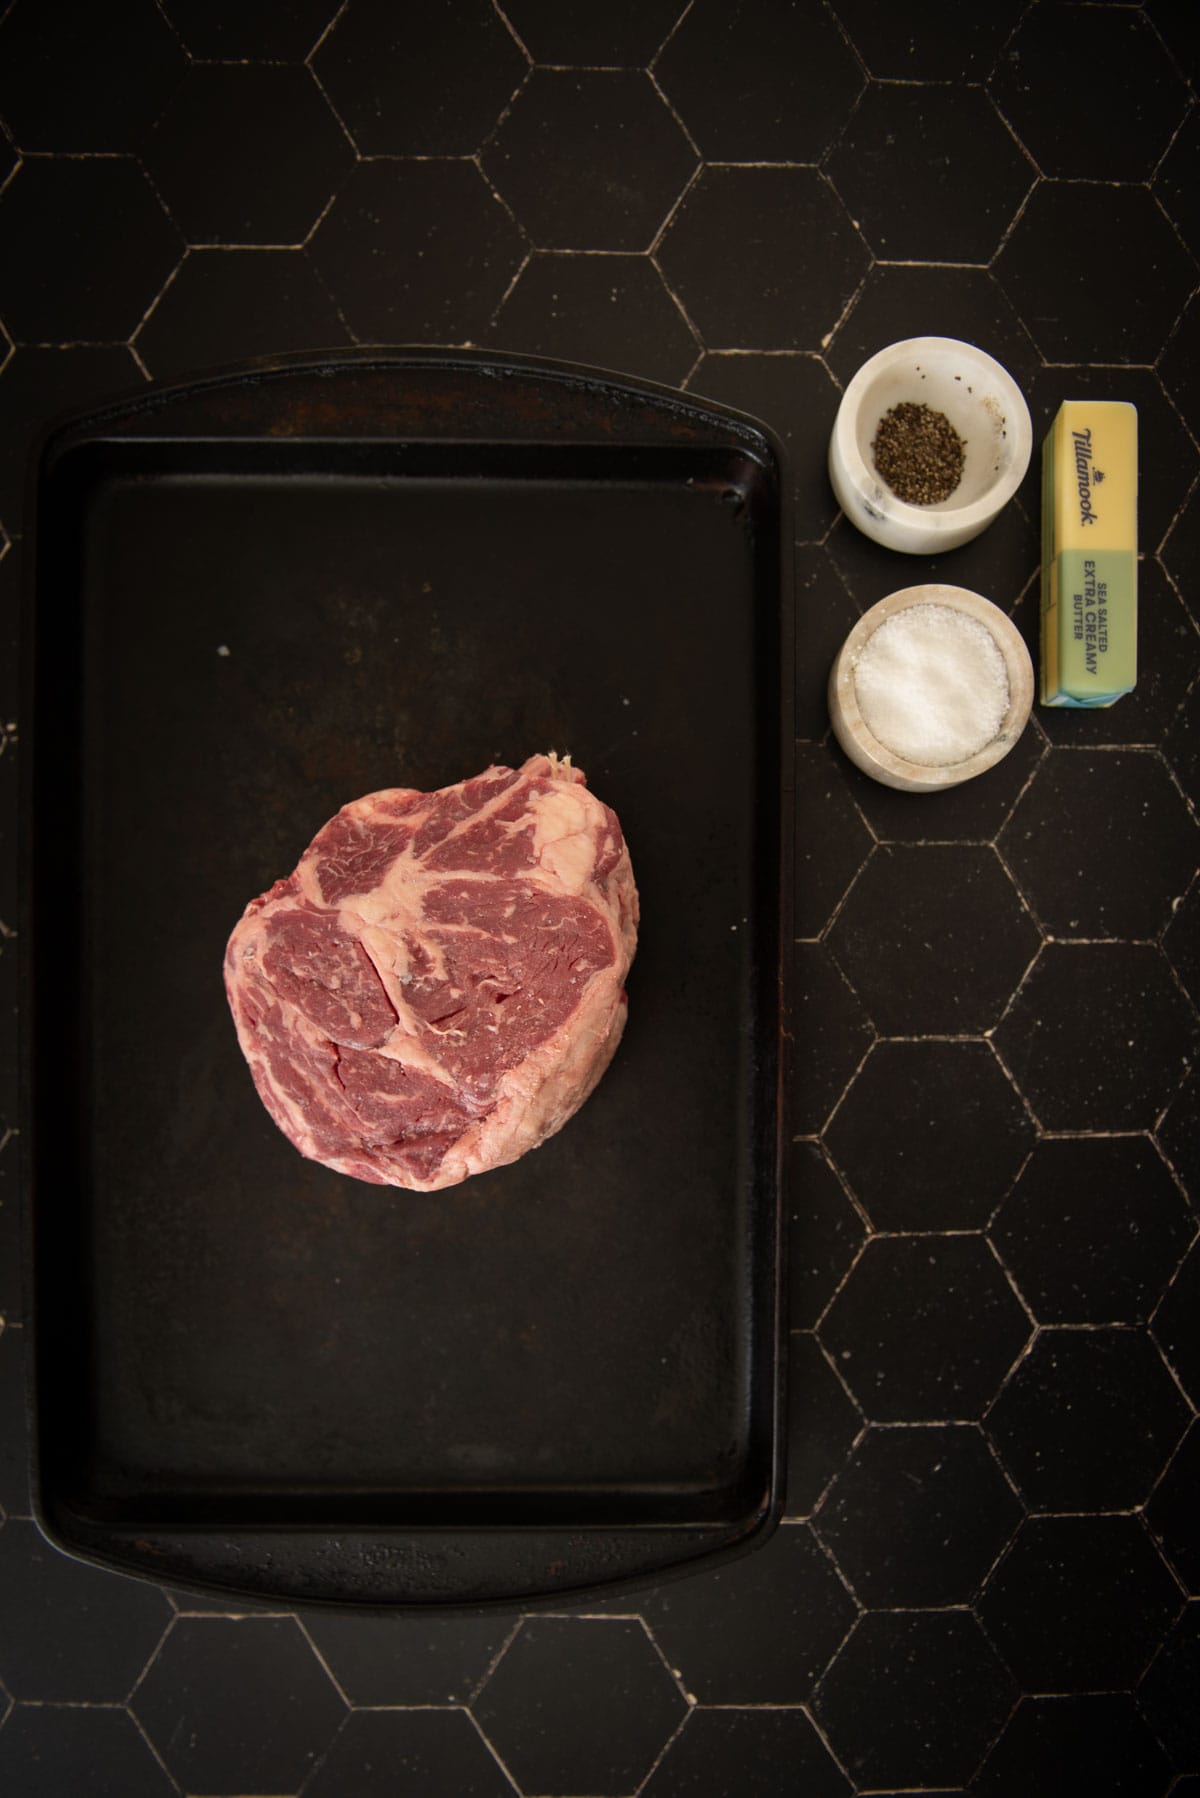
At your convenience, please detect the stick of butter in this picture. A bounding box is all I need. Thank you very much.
[1040,400,1137,707]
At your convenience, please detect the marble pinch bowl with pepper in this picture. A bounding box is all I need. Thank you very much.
[828,336,1032,554]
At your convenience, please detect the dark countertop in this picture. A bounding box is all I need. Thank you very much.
[1,2,1198,1795]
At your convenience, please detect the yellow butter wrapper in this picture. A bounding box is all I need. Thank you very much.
[1040,400,1137,707]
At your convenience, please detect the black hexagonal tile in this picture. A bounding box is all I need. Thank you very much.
[1157,108,1200,273]
[501,0,685,65]
[987,1326,1190,1511]
[828,85,1033,264]
[639,1523,855,1706]
[974,1694,1172,1798]
[312,0,525,157]
[991,1136,1194,1326]
[1162,295,1200,471]
[1154,1235,1200,1408]
[654,0,861,161]
[815,1423,1020,1607]
[794,546,857,742]
[135,248,349,381]
[1165,880,1200,1015]
[1165,674,1200,816]
[826,1039,1034,1232]
[819,1235,1031,1423]
[826,845,1039,1035]
[482,69,695,252]
[813,1610,1016,1791]
[132,1616,346,1794]
[1159,1062,1200,1204]
[161,0,335,59]
[307,160,526,343]
[144,65,353,248]
[656,167,869,352]
[1028,365,1197,561]
[990,4,1188,181]
[640,1706,851,1798]
[1148,1420,1200,1597]
[1139,1602,1200,1771]
[825,263,1040,398]
[0,0,186,153]
[1027,563,1198,753]
[473,1617,686,1797]
[0,345,142,533]
[0,1704,178,1798]
[994,944,1200,1133]
[486,251,696,384]
[1162,483,1200,632]
[788,1145,866,1332]
[980,1514,1183,1694]
[304,1709,515,1798]
[785,1331,864,1518]
[687,353,841,545]
[0,157,180,343]
[0,1521,171,1701]
[0,1324,29,1516]
[792,747,873,940]
[300,1612,512,1706]
[791,943,874,1135]
[995,182,1197,365]
[999,749,1199,940]
[833,0,1024,81]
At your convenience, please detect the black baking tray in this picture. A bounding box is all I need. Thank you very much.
[22,349,793,1607]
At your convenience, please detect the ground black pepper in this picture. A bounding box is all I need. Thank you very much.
[872,401,966,506]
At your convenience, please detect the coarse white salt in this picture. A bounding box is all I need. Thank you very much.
[852,602,1010,766]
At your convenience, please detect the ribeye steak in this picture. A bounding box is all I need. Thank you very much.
[224,754,638,1191]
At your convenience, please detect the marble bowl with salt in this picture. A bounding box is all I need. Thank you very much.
[828,584,1034,792]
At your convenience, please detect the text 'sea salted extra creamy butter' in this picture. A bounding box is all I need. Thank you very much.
[1040,400,1138,707]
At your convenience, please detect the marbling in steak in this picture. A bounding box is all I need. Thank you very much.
[224,754,638,1190]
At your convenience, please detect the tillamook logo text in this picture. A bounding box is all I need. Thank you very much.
[1071,427,1104,526]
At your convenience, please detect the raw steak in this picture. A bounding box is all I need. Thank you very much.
[224,754,638,1191]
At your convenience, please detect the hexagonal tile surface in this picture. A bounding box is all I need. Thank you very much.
[654,0,862,161]
[991,1136,1194,1325]
[1157,108,1200,268]
[0,345,142,531]
[987,1327,1190,1511]
[143,65,353,247]
[791,943,874,1135]
[994,944,1200,1132]
[0,157,180,342]
[815,1423,1020,1607]
[1162,481,1200,631]
[639,1522,855,1705]
[304,1709,516,1798]
[832,0,1024,80]
[135,248,349,380]
[989,4,1187,180]
[794,546,859,741]
[792,746,873,939]
[307,160,526,342]
[788,1145,866,1332]
[656,166,869,351]
[973,1695,1172,1798]
[1166,673,1200,815]
[161,0,335,58]
[1148,1420,1200,1596]
[312,0,525,157]
[827,845,1039,1035]
[827,84,1032,264]
[1139,1603,1200,1771]
[473,1617,685,1797]
[0,1522,170,1702]
[1159,1061,1200,1201]
[640,1706,851,1798]
[999,749,1198,939]
[1163,296,1200,478]
[0,0,184,152]
[686,354,842,545]
[1153,1235,1200,1407]
[0,1324,29,1516]
[826,1039,1034,1231]
[1164,878,1200,1012]
[487,251,696,385]
[825,263,1040,397]
[979,1514,1183,1693]
[785,1332,864,1519]
[300,1612,513,1706]
[481,69,695,251]
[819,1235,1031,1423]
[814,1610,1017,1791]
[132,1616,346,1794]
[994,182,1196,365]
[501,0,685,65]
[0,1704,179,1798]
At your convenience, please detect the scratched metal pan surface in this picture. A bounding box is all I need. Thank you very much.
[22,349,793,1607]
